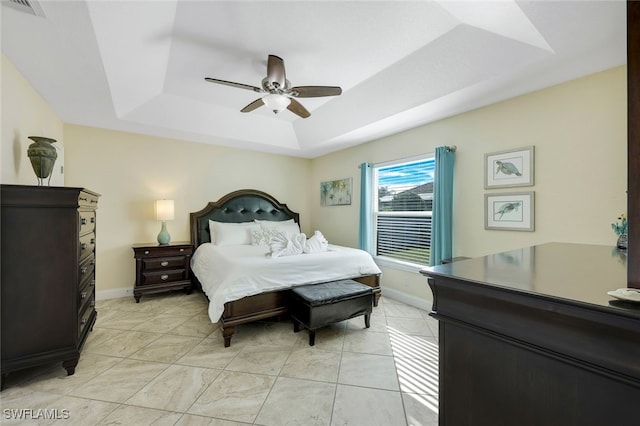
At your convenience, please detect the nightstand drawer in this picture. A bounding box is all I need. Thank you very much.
[143,256,187,271]
[135,245,193,257]
[141,269,187,286]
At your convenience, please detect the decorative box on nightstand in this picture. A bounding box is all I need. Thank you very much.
[132,242,193,302]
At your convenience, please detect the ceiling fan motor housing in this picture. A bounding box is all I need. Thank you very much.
[204,54,341,118]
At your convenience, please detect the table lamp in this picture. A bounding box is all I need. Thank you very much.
[155,199,174,245]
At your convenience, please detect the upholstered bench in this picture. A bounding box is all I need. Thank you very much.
[289,279,373,346]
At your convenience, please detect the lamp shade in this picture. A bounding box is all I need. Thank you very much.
[155,199,174,221]
[262,94,291,114]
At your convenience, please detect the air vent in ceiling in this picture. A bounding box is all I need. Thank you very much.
[3,0,46,18]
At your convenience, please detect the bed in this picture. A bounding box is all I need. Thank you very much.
[189,189,382,347]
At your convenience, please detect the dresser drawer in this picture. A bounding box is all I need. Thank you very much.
[78,191,99,208]
[143,256,186,271]
[78,301,95,337]
[79,255,95,287]
[79,279,95,305]
[141,269,186,286]
[79,211,96,235]
[79,232,96,261]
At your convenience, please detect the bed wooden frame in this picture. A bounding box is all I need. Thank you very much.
[189,189,381,347]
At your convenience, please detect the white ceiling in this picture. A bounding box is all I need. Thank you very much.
[1,1,626,158]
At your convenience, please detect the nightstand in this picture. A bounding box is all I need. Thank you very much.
[132,242,193,302]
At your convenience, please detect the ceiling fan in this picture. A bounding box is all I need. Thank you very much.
[204,54,342,119]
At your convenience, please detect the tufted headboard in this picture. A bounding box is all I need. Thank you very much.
[190,189,300,247]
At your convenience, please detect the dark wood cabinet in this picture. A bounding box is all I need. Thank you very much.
[132,242,193,302]
[1,185,100,388]
[628,1,640,288]
[422,243,640,425]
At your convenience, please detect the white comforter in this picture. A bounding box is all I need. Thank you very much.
[191,243,382,323]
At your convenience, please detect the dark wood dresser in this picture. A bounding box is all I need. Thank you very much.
[1,185,100,388]
[132,242,193,302]
[421,243,640,425]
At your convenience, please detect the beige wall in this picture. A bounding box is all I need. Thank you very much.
[1,54,64,185]
[2,51,627,306]
[309,66,627,306]
[63,125,310,297]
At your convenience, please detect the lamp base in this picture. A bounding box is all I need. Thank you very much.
[157,221,171,245]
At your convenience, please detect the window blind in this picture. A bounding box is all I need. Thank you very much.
[374,157,435,266]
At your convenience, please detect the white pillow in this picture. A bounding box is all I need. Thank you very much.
[258,219,301,237]
[209,220,259,246]
[254,218,295,226]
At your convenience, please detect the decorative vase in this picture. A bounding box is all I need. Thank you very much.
[617,233,628,250]
[27,136,57,186]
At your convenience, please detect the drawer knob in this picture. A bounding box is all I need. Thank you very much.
[81,217,87,225]
[160,261,169,267]
[81,316,88,325]
[160,274,169,281]
[81,291,88,299]
[91,238,95,244]
[180,248,185,252]
[90,301,95,307]
[91,217,96,223]
[81,243,87,250]
[81,266,88,275]
[90,280,95,287]
[144,250,150,255]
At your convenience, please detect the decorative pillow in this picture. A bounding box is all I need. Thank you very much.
[250,227,280,246]
[270,231,306,258]
[209,221,259,246]
[304,230,329,254]
[258,220,301,238]
[254,218,295,226]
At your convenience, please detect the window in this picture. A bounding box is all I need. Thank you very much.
[373,155,435,267]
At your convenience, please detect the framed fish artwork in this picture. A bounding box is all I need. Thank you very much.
[485,192,535,231]
[485,146,534,189]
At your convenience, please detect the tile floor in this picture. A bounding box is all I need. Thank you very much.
[1,292,439,425]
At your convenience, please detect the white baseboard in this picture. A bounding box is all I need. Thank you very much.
[96,287,133,301]
[380,286,433,312]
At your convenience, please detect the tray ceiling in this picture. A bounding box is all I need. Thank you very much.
[1,1,626,158]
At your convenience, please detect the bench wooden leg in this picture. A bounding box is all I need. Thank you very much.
[309,330,316,346]
[364,314,371,328]
[293,321,300,333]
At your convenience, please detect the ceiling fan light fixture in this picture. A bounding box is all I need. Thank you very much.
[263,93,290,114]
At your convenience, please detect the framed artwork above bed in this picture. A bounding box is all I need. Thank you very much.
[320,177,352,206]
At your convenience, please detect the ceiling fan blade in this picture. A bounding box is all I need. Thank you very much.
[241,98,265,113]
[205,77,263,93]
[290,86,342,98]
[267,55,286,89]
[287,98,311,119]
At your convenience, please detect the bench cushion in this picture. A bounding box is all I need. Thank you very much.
[292,279,373,306]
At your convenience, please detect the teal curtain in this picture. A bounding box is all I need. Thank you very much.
[358,162,374,253]
[429,147,455,266]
